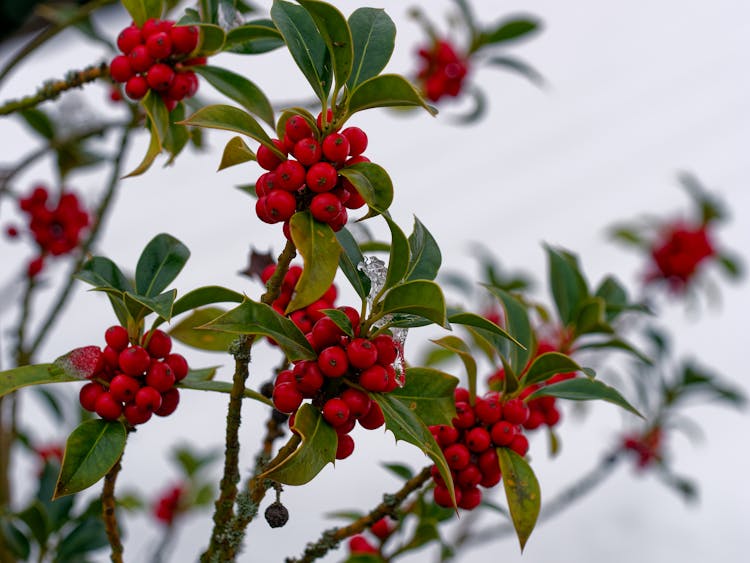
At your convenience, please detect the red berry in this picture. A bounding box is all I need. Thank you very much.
[373,334,398,365]
[128,45,154,73]
[109,374,141,403]
[311,317,343,350]
[478,448,500,477]
[346,338,378,370]
[370,517,392,540]
[310,192,342,223]
[255,197,274,224]
[155,388,180,416]
[474,396,502,425]
[125,75,149,100]
[502,399,530,425]
[340,388,371,418]
[289,309,313,333]
[433,484,459,508]
[359,365,389,392]
[147,63,175,91]
[146,362,176,392]
[337,307,360,332]
[454,388,470,402]
[336,433,355,459]
[336,417,356,435]
[295,362,324,396]
[257,140,286,171]
[265,189,297,221]
[434,424,459,447]
[167,72,194,100]
[452,401,475,429]
[141,18,161,39]
[105,326,130,352]
[322,398,351,427]
[146,31,172,59]
[95,392,123,421]
[118,346,150,376]
[348,535,376,554]
[358,401,385,429]
[509,434,530,457]
[285,115,313,142]
[275,160,306,192]
[321,133,350,163]
[341,127,368,156]
[109,55,133,83]
[165,354,189,381]
[466,427,492,452]
[124,402,152,425]
[117,25,142,55]
[444,443,470,470]
[292,137,322,166]
[306,162,338,193]
[273,382,303,413]
[144,329,172,358]
[480,469,502,488]
[318,346,349,378]
[342,186,366,210]
[490,420,517,447]
[545,407,561,426]
[316,109,334,131]
[79,382,105,411]
[170,25,199,54]
[135,386,163,411]
[458,486,482,510]
[329,207,349,231]
[457,464,482,488]
[102,346,120,370]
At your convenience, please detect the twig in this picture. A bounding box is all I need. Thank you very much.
[201,240,297,562]
[102,453,125,563]
[0,62,109,116]
[286,466,433,563]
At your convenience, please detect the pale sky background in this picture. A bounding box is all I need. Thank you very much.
[0,1,749,562]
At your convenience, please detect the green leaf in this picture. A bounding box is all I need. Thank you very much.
[225,20,285,54]
[200,299,316,362]
[123,120,162,177]
[479,17,540,47]
[430,337,476,402]
[347,74,436,116]
[142,90,170,150]
[162,103,190,164]
[347,7,396,89]
[0,520,30,560]
[575,337,652,365]
[0,364,77,398]
[448,311,523,349]
[192,65,274,126]
[522,352,586,387]
[135,233,190,297]
[76,257,130,292]
[18,501,50,545]
[124,290,176,322]
[181,104,282,156]
[261,404,337,485]
[484,286,533,373]
[405,217,441,281]
[288,211,341,313]
[497,448,541,551]
[196,23,226,55]
[391,367,458,425]
[182,367,218,382]
[528,377,642,417]
[271,0,332,102]
[380,280,447,328]
[159,285,244,325]
[335,227,371,300]
[717,253,743,279]
[486,56,545,87]
[198,0,218,23]
[381,462,413,481]
[594,275,628,321]
[121,0,160,26]
[372,391,456,507]
[169,308,237,352]
[218,136,256,170]
[19,108,55,139]
[55,515,109,560]
[176,379,272,407]
[383,215,410,290]
[573,297,612,337]
[298,0,353,91]
[338,162,393,218]
[54,420,127,498]
[545,245,589,326]
[321,309,354,337]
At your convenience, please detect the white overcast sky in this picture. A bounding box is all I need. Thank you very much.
[1,1,749,562]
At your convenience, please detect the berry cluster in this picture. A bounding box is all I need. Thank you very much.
[254,111,370,233]
[271,309,403,461]
[622,427,663,469]
[261,264,338,328]
[78,326,188,426]
[153,484,185,526]
[647,222,715,290]
[6,185,90,277]
[429,387,531,510]
[109,18,202,109]
[416,40,470,102]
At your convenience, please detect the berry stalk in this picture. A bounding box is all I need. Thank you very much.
[102,451,126,563]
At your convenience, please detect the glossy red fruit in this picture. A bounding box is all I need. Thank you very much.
[285,115,313,142]
[370,517,392,540]
[490,420,517,447]
[346,338,378,370]
[434,424,459,447]
[373,334,398,365]
[155,387,180,416]
[144,329,172,358]
[457,464,482,488]
[310,192,342,223]
[458,486,482,510]
[454,388,470,402]
[336,433,355,459]
[95,392,123,421]
[293,137,322,166]
[105,325,130,352]
[146,362,175,392]
[275,160,306,192]
[146,31,172,59]
[119,346,150,376]
[79,382,105,411]
[466,427,492,452]
[124,402,152,425]
[433,484,460,508]
[135,386,163,411]
[444,443,471,470]
[322,398,351,427]
[266,189,297,222]
[348,535,376,554]
[257,140,286,171]
[147,63,175,91]
[359,365,389,392]
[452,401,475,429]
[503,398,530,425]
[341,127,368,156]
[170,25,199,54]
[316,109,334,131]
[478,448,500,476]
[167,72,194,100]
[474,396,502,425]
[125,75,149,99]
[306,162,338,193]
[141,18,162,39]
[340,388,371,418]
[358,401,384,429]
[128,45,154,73]
[165,354,189,381]
[109,55,133,83]
[338,306,360,332]
[273,382,303,413]
[322,133,350,163]
[342,186,366,210]
[109,374,141,403]
[117,25,142,55]
[509,433,530,457]
[311,317,343,350]
[294,362,324,396]
[318,346,349,378]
